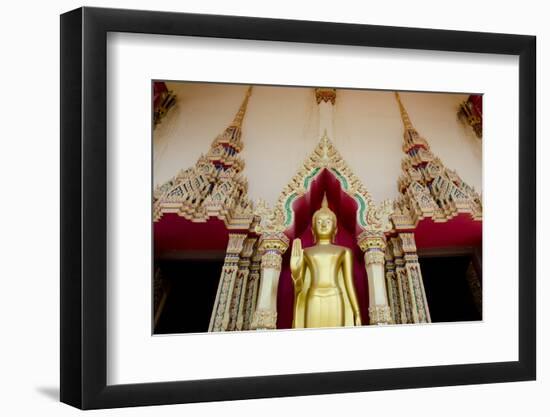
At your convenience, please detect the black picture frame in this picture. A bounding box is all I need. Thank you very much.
[60,6,536,410]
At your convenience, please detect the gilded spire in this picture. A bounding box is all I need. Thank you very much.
[314,192,336,221]
[322,193,329,209]
[206,85,253,170]
[395,91,414,131]
[230,86,253,128]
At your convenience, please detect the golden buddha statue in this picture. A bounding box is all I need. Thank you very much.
[290,195,362,328]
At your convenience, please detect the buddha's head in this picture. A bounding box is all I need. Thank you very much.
[312,194,337,243]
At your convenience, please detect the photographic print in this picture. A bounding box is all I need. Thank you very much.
[60,8,535,408]
[152,82,483,335]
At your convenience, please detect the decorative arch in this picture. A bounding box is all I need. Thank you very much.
[275,168,370,328]
[259,132,393,237]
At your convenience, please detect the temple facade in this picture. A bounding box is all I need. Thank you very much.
[152,83,483,333]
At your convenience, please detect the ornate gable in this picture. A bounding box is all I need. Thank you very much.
[256,131,393,235]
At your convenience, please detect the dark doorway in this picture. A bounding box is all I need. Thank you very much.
[154,260,223,334]
[419,255,481,323]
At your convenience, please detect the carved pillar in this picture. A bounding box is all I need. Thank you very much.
[390,237,413,324]
[384,244,402,325]
[242,249,262,330]
[358,231,392,325]
[399,233,431,323]
[250,232,289,330]
[208,233,247,332]
[226,237,257,331]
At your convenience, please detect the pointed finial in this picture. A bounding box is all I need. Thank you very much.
[231,86,253,128]
[322,193,329,209]
[395,91,414,130]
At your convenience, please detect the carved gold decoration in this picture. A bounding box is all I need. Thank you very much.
[242,250,262,330]
[399,232,417,253]
[261,252,283,271]
[250,309,278,330]
[153,86,255,230]
[364,250,385,266]
[390,236,413,324]
[393,232,431,324]
[357,230,386,252]
[391,92,482,230]
[253,198,286,235]
[273,132,381,232]
[458,97,482,139]
[208,233,247,332]
[315,88,337,105]
[384,246,402,325]
[366,199,394,233]
[258,232,290,255]
[368,305,392,325]
[228,237,258,331]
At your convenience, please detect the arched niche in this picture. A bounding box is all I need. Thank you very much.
[276,168,370,329]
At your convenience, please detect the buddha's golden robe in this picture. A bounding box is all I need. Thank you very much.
[290,195,361,329]
[293,244,357,328]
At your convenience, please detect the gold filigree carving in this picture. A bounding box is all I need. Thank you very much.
[274,132,378,232]
[392,92,483,230]
[250,309,278,330]
[315,88,337,105]
[154,87,255,230]
[261,252,283,271]
[368,305,392,325]
[357,230,387,252]
[253,198,286,234]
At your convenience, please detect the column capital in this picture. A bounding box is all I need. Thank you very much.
[389,236,404,258]
[240,237,258,259]
[226,233,247,255]
[258,232,290,255]
[399,232,418,253]
[357,230,387,252]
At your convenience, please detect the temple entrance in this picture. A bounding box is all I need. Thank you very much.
[419,253,482,322]
[154,259,224,334]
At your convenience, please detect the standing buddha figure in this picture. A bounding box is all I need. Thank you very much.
[290,194,362,328]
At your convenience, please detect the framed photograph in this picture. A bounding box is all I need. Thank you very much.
[60,6,536,409]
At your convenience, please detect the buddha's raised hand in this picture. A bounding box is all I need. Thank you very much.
[290,238,304,281]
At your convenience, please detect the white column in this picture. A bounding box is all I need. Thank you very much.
[250,232,289,330]
[358,231,392,325]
